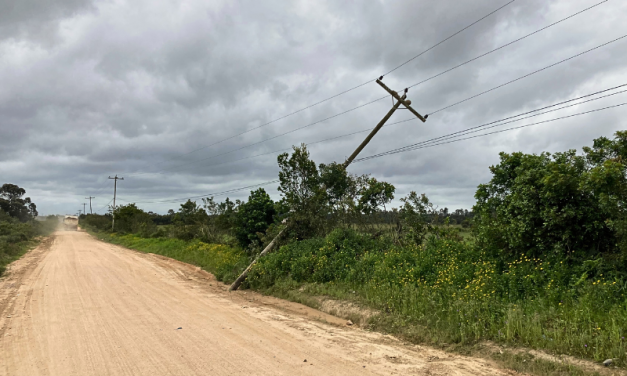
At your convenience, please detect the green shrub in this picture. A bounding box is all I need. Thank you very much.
[234,188,276,249]
[0,212,57,276]
[95,233,248,283]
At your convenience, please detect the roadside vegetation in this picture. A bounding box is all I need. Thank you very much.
[0,184,57,276]
[82,131,627,372]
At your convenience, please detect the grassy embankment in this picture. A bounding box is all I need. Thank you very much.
[0,217,58,276]
[90,231,248,282]
[89,226,625,375]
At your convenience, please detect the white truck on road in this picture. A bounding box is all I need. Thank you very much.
[63,216,79,231]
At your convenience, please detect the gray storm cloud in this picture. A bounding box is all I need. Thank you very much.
[0,0,626,215]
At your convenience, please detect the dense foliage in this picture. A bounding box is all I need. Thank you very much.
[476,152,615,260]
[234,188,276,248]
[0,185,56,276]
[0,183,38,222]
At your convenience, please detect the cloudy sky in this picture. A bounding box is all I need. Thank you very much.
[1,0,626,216]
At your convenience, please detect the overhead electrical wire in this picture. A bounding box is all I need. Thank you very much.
[116,101,627,206]
[358,84,627,160]
[125,2,609,178]
[125,96,387,177]
[178,83,627,174]
[119,89,627,205]
[143,117,415,176]
[406,0,608,92]
[147,83,627,178]
[126,180,281,205]
[148,0,515,163]
[381,0,516,76]
[355,102,627,163]
[79,1,516,206]
[426,33,627,115]
[94,198,113,214]
[89,2,621,207]
[118,1,518,178]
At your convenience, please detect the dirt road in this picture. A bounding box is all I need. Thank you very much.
[0,231,513,375]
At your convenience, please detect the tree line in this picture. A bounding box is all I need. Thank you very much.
[82,144,476,253]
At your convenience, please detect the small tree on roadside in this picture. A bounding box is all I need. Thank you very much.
[235,188,276,249]
[277,144,328,239]
[113,203,155,236]
[171,200,207,240]
[398,191,434,245]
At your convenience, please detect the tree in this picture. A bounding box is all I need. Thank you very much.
[113,203,155,235]
[277,144,328,239]
[0,184,37,222]
[202,196,239,231]
[357,177,395,214]
[171,200,208,240]
[235,188,276,249]
[582,131,627,255]
[399,191,434,245]
[319,162,353,211]
[473,132,627,261]
[176,200,206,225]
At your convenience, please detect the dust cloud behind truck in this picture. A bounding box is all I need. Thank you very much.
[63,216,79,231]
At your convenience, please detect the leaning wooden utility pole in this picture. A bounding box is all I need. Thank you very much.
[108,175,124,231]
[228,78,426,291]
[86,196,95,214]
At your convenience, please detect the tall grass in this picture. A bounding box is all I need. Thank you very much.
[93,232,248,283]
[247,228,627,365]
[0,216,58,276]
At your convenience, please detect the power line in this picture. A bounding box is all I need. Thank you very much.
[124,180,281,205]
[114,100,627,207]
[85,3,618,205]
[120,2,515,176]
[167,83,627,176]
[146,117,415,177]
[162,1,514,160]
[127,4,609,178]
[406,0,608,91]
[381,0,516,76]
[108,86,627,206]
[127,96,389,176]
[426,33,627,115]
[95,198,113,214]
[189,83,627,173]
[358,84,627,160]
[94,30,627,205]
[355,102,627,163]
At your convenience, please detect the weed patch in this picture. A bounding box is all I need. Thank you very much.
[92,232,249,283]
[245,228,627,369]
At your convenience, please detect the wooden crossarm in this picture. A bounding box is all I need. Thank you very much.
[376,79,426,122]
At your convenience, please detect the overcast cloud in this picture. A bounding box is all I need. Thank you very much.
[1,0,626,215]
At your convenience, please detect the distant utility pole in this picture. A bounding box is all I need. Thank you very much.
[229,78,427,291]
[83,202,86,216]
[85,196,95,214]
[108,175,124,231]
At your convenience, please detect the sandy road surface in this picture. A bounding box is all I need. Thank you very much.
[0,231,515,375]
